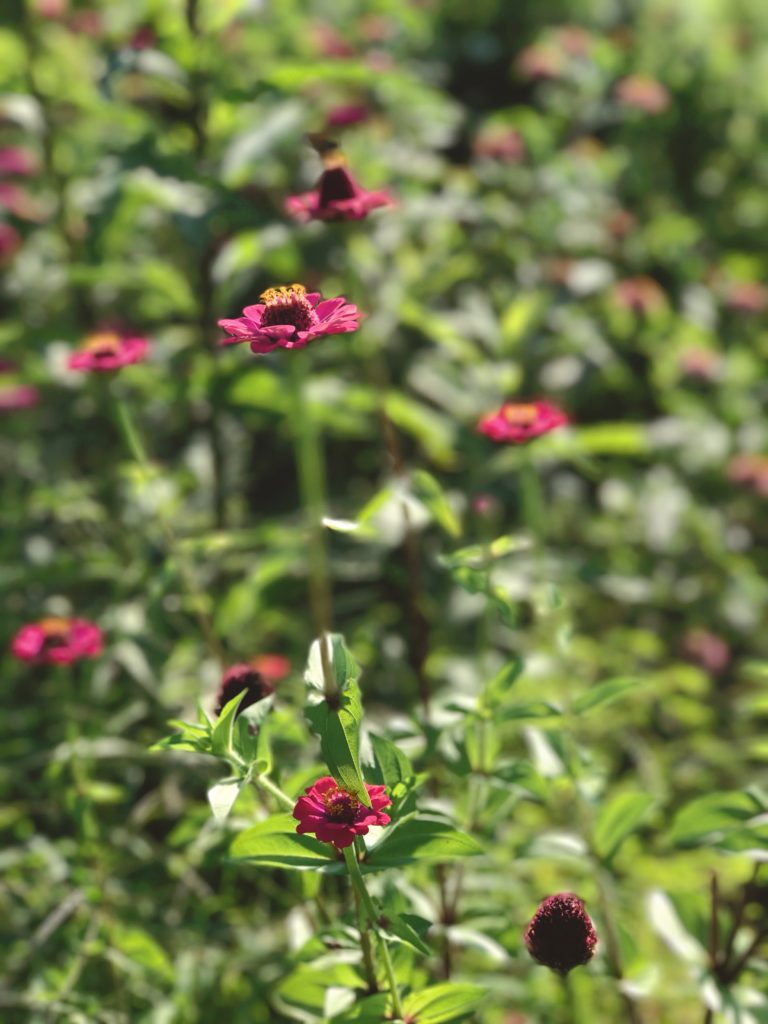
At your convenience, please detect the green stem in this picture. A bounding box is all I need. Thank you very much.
[286,357,337,701]
[255,775,295,813]
[113,395,225,666]
[343,846,404,1021]
[351,883,379,994]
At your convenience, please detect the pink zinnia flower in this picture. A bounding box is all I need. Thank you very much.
[0,383,39,410]
[68,331,149,373]
[524,894,598,974]
[218,284,360,354]
[285,156,393,223]
[478,401,569,444]
[293,776,391,850]
[723,281,768,315]
[516,44,564,80]
[326,103,370,128]
[0,147,38,177]
[682,629,730,676]
[12,617,103,665]
[615,74,670,114]
[215,663,274,717]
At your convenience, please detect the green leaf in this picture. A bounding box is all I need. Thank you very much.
[411,469,461,539]
[593,791,655,862]
[402,982,484,1023]
[482,657,525,708]
[382,912,432,956]
[332,993,390,1022]
[440,534,530,569]
[211,690,246,759]
[668,791,766,848]
[110,925,174,982]
[230,814,335,870]
[497,701,562,721]
[370,734,414,794]
[368,819,482,870]
[305,636,370,806]
[572,677,642,714]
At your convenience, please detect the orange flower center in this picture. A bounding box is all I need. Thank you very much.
[322,786,360,823]
[39,617,71,647]
[503,403,539,426]
[82,331,121,355]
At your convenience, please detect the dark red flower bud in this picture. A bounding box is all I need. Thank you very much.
[215,664,273,717]
[524,893,597,974]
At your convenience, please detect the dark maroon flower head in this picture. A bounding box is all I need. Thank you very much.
[478,400,568,444]
[215,663,274,718]
[11,617,103,665]
[524,893,598,974]
[286,158,393,223]
[218,284,360,354]
[293,776,391,850]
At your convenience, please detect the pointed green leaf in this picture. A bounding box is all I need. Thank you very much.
[211,690,246,759]
[402,982,484,1023]
[411,469,461,539]
[367,819,482,870]
[593,791,655,862]
[573,678,642,714]
[230,814,335,870]
[207,777,243,822]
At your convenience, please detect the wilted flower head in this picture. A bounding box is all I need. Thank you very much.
[727,453,768,496]
[293,776,391,850]
[215,663,274,718]
[478,401,568,444]
[611,276,667,315]
[68,331,149,373]
[524,893,598,974]
[12,617,103,665]
[218,284,361,354]
[286,148,393,224]
[615,74,670,114]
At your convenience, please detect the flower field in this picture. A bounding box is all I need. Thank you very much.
[2,1,768,1022]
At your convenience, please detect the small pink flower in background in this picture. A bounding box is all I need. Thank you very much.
[0,182,42,221]
[722,280,767,315]
[68,331,149,373]
[129,25,156,50]
[286,155,393,223]
[294,776,391,850]
[605,208,636,239]
[32,0,69,16]
[478,401,568,445]
[250,653,291,683]
[472,126,525,163]
[0,222,22,263]
[679,346,721,381]
[683,629,731,676]
[310,23,355,59]
[516,44,564,80]
[0,147,38,177]
[727,453,768,497]
[611,275,667,315]
[326,103,370,129]
[218,284,360,354]
[0,383,38,411]
[615,74,670,114]
[524,893,598,974]
[215,663,275,718]
[12,617,103,665]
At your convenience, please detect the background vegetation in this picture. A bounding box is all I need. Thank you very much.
[2,0,768,1021]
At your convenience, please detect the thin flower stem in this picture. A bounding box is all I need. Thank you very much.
[342,846,404,1021]
[113,395,225,666]
[559,971,577,1024]
[596,871,643,1024]
[286,357,337,701]
[255,774,295,813]
[351,883,379,994]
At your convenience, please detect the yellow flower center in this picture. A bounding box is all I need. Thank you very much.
[503,403,539,426]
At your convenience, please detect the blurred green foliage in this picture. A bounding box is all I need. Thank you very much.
[2,0,768,1021]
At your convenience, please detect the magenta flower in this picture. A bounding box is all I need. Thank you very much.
[0,147,38,177]
[68,331,149,373]
[0,222,21,262]
[293,776,391,850]
[611,276,666,315]
[326,103,370,129]
[215,663,275,718]
[12,617,103,665]
[285,160,393,223]
[218,284,360,354]
[0,384,38,411]
[524,893,598,974]
[478,401,568,444]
